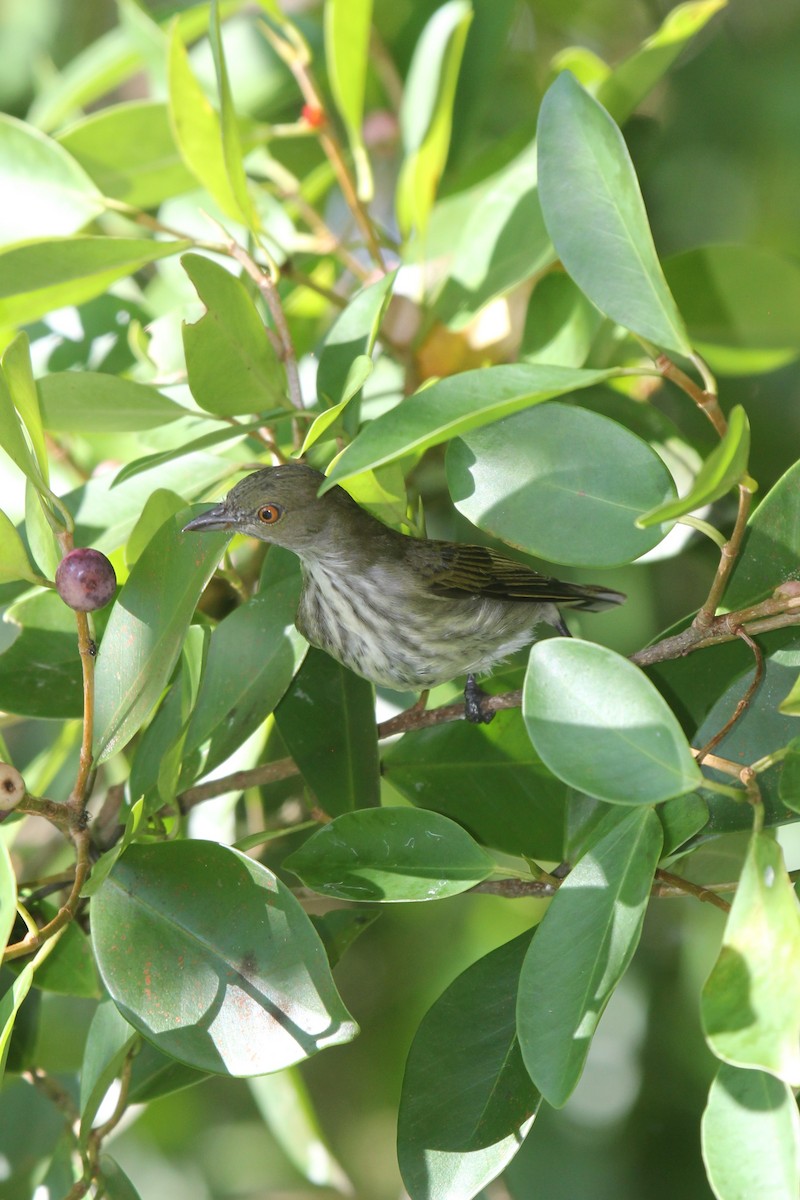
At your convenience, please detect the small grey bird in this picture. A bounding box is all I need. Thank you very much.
[184,463,625,721]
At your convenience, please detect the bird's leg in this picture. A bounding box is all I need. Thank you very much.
[464,673,495,724]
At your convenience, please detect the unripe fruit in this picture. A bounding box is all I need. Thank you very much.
[55,548,117,612]
[0,763,25,811]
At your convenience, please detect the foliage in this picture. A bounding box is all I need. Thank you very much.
[0,1,799,1198]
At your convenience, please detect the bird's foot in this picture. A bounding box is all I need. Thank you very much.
[464,674,495,724]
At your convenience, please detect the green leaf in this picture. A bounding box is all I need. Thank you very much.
[167,22,245,223]
[26,911,100,998]
[598,0,728,125]
[726,458,800,610]
[433,143,553,327]
[517,807,663,1107]
[396,0,474,238]
[97,1156,143,1200]
[323,364,617,489]
[58,100,195,210]
[182,253,287,415]
[249,1069,353,1192]
[284,808,494,902]
[520,272,604,367]
[325,0,374,201]
[702,1065,800,1200]
[0,509,40,585]
[126,1037,209,1105]
[3,333,48,482]
[664,243,800,375]
[537,72,691,357]
[0,236,191,328]
[299,356,374,455]
[702,832,800,1086]
[778,737,800,813]
[315,270,396,408]
[692,643,800,837]
[0,841,17,954]
[523,639,702,804]
[208,0,258,229]
[447,402,676,567]
[93,510,229,763]
[275,648,380,814]
[25,481,61,579]
[79,1000,138,1143]
[637,405,750,528]
[91,840,358,1075]
[0,114,104,245]
[0,367,47,491]
[181,547,307,779]
[37,372,186,433]
[398,931,539,1199]
[0,591,94,719]
[383,708,571,861]
[0,931,65,1081]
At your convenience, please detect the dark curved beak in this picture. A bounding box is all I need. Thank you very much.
[182,504,233,534]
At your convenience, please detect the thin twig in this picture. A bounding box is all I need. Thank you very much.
[695,628,764,763]
[653,869,731,912]
[656,353,727,436]
[694,482,754,630]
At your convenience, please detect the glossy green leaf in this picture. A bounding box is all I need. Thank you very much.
[0,931,64,1081]
[182,253,286,415]
[0,113,103,245]
[702,1065,800,1200]
[315,270,396,408]
[398,931,539,1200]
[37,372,186,432]
[208,0,258,229]
[26,911,100,998]
[447,403,675,567]
[693,643,800,837]
[523,639,702,804]
[702,832,800,1085]
[275,648,379,815]
[25,482,60,579]
[126,1037,209,1105]
[93,510,229,763]
[323,364,617,489]
[79,1000,138,1143]
[167,23,244,222]
[91,840,358,1075]
[299,356,374,454]
[58,100,195,210]
[249,1069,353,1192]
[637,406,750,528]
[396,0,473,238]
[0,236,190,328]
[433,142,553,326]
[112,418,262,487]
[517,806,663,1106]
[284,808,493,902]
[310,909,380,969]
[181,547,306,779]
[0,509,39,585]
[598,1,728,124]
[520,272,604,367]
[325,0,374,201]
[537,72,691,357]
[726,458,800,610]
[664,243,800,375]
[97,1156,143,1200]
[383,708,571,861]
[778,737,800,814]
[0,367,47,490]
[0,591,93,719]
[3,333,48,481]
[0,842,17,954]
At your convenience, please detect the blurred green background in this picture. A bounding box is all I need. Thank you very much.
[2,1,798,1196]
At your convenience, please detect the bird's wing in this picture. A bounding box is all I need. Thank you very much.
[420,543,625,610]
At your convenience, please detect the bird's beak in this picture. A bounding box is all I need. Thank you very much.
[182,504,233,534]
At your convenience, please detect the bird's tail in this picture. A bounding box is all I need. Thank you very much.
[559,583,626,612]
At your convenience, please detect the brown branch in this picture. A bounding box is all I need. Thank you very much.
[3,823,91,961]
[694,482,754,630]
[653,869,731,912]
[656,353,727,436]
[177,757,302,813]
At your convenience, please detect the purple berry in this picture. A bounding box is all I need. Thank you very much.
[56,548,117,612]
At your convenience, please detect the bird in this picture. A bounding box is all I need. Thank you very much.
[183,463,625,722]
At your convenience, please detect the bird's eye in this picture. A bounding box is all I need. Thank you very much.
[257,504,283,525]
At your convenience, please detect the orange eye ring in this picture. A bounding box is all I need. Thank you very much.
[257,504,282,525]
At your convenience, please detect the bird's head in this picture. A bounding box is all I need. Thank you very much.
[183,463,365,556]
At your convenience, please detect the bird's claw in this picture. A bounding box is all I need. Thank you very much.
[464,674,495,724]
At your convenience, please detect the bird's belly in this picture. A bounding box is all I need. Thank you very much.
[296,570,545,690]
